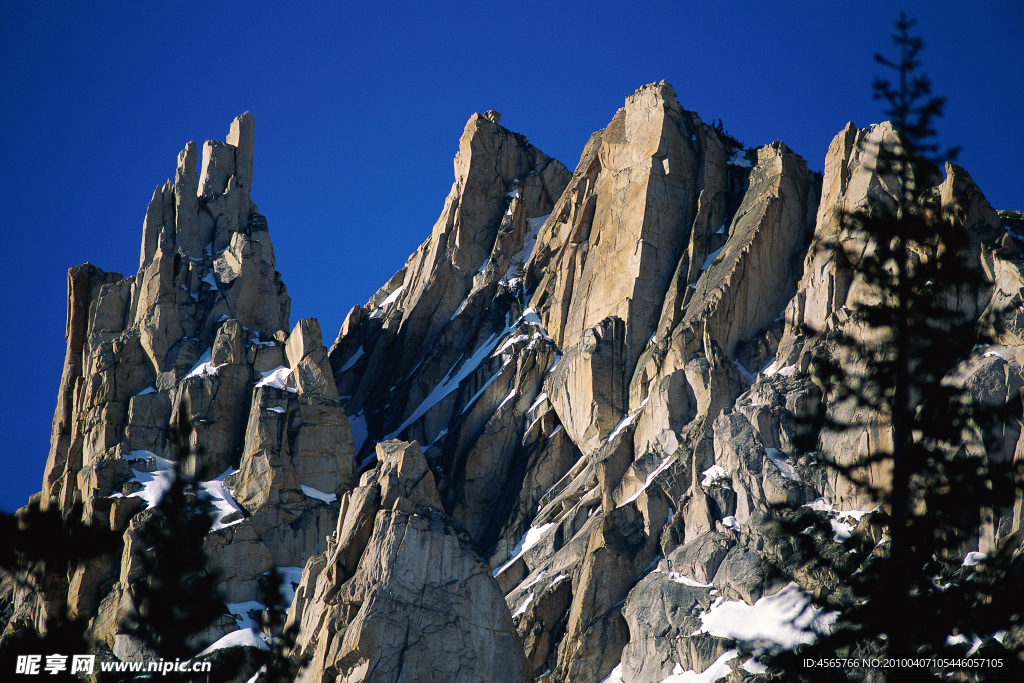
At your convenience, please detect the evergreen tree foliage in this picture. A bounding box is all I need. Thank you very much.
[116,413,308,681]
[118,468,225,663]
[711,118,744,154]
[256,569,307,683]
[759,14,1024,682]
[0,501,117,682]
[872,13,959,163]
[119,413,226,676]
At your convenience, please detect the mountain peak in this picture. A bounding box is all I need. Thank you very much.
[6,92,1020,682]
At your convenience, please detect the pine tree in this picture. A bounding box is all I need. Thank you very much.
[255,569,307,683]
[761,14,1024,682]
[0,501,118,682]
[119,468,225,663]
[119,413,226,679]
[118,415,307,682]
[872,13,959,164]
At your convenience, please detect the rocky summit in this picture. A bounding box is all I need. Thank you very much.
[2,81,1022,682]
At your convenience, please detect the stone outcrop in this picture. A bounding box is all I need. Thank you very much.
[545,316,626,456]
[288,440,527,683]
[530,83,720,361]
[327,112,570,456]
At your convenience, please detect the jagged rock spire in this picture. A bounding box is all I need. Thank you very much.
[21,114,355,666]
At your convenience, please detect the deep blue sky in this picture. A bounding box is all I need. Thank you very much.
[1,1,1021,512]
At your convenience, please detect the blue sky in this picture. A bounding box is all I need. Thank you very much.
[1,1,1021,512]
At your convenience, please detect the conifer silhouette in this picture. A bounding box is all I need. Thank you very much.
[762,14,1024,682]
[119,412,225,678]
[0,501,117,681]
[255,569,307,683]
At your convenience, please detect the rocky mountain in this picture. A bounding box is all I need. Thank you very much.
[3,81,1021,682]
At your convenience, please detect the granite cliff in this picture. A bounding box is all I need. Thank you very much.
[3,82,1021,682]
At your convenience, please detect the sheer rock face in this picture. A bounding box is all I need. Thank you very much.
[545,316,626,456]
[548,83,709,368]
[288,441,527,683]
[679,141,819,360]
[528,82,734,376]
[619,570,727,682]
[318,96,1014,682]
[11,82,1022,683]
[11,114,354,660]
[325,109,571,558]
